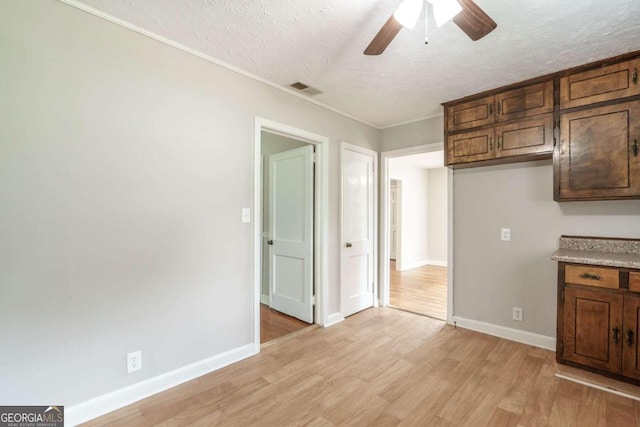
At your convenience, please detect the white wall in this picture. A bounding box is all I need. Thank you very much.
[388,158,430,270]
[427,167,447,265]
[381,118,640,340]
[0,1,377,407]
[261,132,308,299]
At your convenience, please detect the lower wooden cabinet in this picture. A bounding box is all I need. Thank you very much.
[558,262,640,384]
[562,287,623,373]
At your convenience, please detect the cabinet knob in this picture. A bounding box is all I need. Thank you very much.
[613,327,620,344]
[346,242,352,248]
[267,240,274,245]
[628,329,635,346]
[633,68,638,84]
[497,136,502,150]
[633,139,638,157]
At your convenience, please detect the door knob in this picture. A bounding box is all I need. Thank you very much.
[346,242,352,248]
[267,240,273,245]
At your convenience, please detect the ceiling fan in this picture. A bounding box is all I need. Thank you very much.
[364,0,497,55]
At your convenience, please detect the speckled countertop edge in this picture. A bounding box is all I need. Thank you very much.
[553,236,640,269]
[551,248,640,269]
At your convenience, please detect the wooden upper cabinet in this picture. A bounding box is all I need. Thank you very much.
[558,100,640,200]
[446,95,495,132]
[563,287,623,374]
[496,81,554,122]
[560,58,640,109]
[494,115,553,159]
[623,295,640,380]
[446,128,494,164]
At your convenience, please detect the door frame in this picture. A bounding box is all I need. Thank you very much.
[254,118,329,352]
[340,141,379,317]
[379,142,454,324]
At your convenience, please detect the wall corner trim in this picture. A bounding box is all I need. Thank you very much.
[324,312,345,327]
[260,294,270,306]
[65,343,256,426]
[452,316,556,351]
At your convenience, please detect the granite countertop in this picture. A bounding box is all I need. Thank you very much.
[551,236,640,269]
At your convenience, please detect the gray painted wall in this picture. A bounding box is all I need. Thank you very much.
[379,116,444,152]
[381,117,640,339]
[0,1,377,406]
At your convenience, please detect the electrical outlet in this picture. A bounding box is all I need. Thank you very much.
[501,228,511,241]
[512,307,523,322]
[127,350,142,373]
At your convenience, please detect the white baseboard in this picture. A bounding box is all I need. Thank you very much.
[452,316,555,351]
[260,294,270,305]
[65,343,256,426]
[427,259,447,267]
[324,312,345,327]
[399,259,429,271]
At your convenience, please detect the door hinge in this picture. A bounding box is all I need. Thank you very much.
[311,295,315,305]
[372,162,376,173]
[312,153,317,163]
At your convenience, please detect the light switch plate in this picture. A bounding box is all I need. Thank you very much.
[242,208,251,223]
[501,228,511,241]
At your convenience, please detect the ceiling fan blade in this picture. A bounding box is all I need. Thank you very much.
[364,15,403,55]
[453,0,497,41]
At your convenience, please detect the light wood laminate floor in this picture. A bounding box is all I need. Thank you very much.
[260,304,310,344]
[389,260,447,320]
[83,307,640,426]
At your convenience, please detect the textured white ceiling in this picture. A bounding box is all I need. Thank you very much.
[71,0,640,128]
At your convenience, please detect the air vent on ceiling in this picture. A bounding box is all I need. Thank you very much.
[289,81,323,96]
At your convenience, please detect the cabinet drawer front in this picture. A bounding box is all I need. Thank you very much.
[494,115,553,159]
[630,272,640,293]
[560,58,640,109]
[446,128,494,165]
[558,100,640,200]
[447,95,495,132]
[496,80,554,122]
[565,265,619,289]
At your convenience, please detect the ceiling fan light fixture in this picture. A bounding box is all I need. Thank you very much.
[393,0,424,29]
[430,0,462,27]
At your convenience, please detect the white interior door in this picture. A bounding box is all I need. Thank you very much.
[268,145,314,323]
[342,145,375,317]
[390,184,397,260]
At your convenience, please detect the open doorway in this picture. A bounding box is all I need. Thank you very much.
[380,143,452,322]
[260,132,312,342]
[254,119,329,349]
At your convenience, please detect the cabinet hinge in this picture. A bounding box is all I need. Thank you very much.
[553,137,557,148]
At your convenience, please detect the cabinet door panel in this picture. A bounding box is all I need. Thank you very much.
[494,115,553,158]
[630,272,640,293]
[446,128,494,165]
[563,287,622,373]
[447,95,495,132]
[560,58,640,109]
[496,81,554,122]
[623,296,640,380]
[559,100,640,200]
